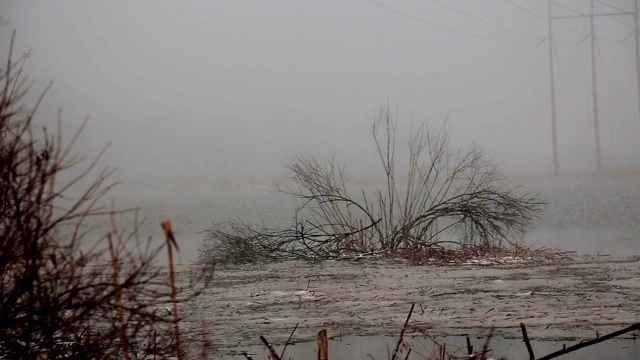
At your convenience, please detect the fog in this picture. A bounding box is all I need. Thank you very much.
[2,0,640,262]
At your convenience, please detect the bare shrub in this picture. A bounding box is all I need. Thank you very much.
[198,221,284,266]
[200,106,543,264]
[0,34,208,359]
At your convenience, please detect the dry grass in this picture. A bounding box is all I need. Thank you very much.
[0,33,209,359]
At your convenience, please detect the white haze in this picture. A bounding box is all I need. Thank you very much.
[2,0,640,262]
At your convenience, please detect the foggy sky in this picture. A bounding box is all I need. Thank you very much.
[3,0,640,199]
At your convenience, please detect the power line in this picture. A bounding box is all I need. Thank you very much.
[604,35,629,77]
[593,0,628,13]
[363,0,539,46]
[503,0,585,35]
[552,1,586,16]
[587,0,634,28]
[430,0,543,39]
[549,1,633,40]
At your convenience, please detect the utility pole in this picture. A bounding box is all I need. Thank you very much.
[590,0,602,172]
[551,2,634,173]
[548,0,559,175]
[635,0,640,123]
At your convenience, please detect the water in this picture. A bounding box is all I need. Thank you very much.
[218,330,640,359]
[113,174,640,359]
[523,174,640,256]
[118,174,640,264]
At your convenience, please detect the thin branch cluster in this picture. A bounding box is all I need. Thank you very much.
[200,106,544,264]
[0,34,208,359]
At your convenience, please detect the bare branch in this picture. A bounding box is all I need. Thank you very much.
[201,104,544,263]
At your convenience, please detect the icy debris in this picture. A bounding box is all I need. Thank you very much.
[293,290,313,296]
[462,256,539,266]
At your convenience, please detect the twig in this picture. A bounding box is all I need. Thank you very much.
[431,291,458,297]
[200,320,211,360]
[259,335,281,360]
[479,327,494,359]
[538,323,640,360]
[317,330,328,360]
[107,233,131,360]
[466,336,473,357]
[162,220,183,360]
[520,323,535,360]
[391,303,415,360]
[279,322,299,359]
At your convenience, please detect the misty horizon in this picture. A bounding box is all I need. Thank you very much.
[3,1,640,263]
[4,1,640,190]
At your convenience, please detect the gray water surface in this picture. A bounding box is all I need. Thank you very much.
[122,174,640,264]
[219,330,640,360]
